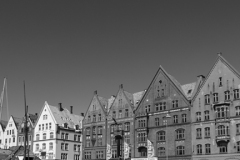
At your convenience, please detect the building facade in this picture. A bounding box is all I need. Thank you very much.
[133,66,197,160]
[0,120,8,148]
[191,54,240,160]
[33,101,83,160]
[17,113,38,152]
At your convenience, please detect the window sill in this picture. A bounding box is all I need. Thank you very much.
[234,98,240,101]
[196,137,202,139]
[175,139,185,141]
[204,136,211,139]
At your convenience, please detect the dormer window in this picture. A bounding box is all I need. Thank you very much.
[64,123,68,128]
[75,125,79,130]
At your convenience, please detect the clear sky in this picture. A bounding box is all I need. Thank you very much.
[0,0,240,120]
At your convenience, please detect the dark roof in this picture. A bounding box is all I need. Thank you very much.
[12,117,22,128]
[28,113,38,124]
[0,120,8,130]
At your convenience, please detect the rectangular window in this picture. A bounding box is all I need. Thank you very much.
[155,118,159,126]
[42,124,44,130]
[216,107,227,119]
[205,94,210,104]
[219,77,223,87]
[196,128,202,139]
[145,105,150,113]
[119,110,122,118]
[236,124,240,134]
[219,145,227,153]
[205,127,210,138]
[112,111,116,118]
[173,115,178,123]
[213,93,218,103]
[205,144,211,154]
[197,145,202,154]
[205,111,210,120]
[225,91,230,101]
[236,106,240,116]
[138,132,146,142]
[172,100,178,108]
[125,109,129,117]
[196,112,201,122]
[93,115,96,122]
[182,114,186,123]
[234,89,240,99]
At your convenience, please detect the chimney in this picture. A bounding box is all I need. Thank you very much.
[58,103,63,111]
[70,106,73,114]
[119,84,123,89]
[81,113,84,117]
[217,52,222,56]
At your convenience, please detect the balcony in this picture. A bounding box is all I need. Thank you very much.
[216,134,230,146]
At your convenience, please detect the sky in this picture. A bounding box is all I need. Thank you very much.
[0,0,240,121]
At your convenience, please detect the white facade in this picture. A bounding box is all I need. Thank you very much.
[0,124,5,148]
[33,101,83,160]
[3,116,19,149]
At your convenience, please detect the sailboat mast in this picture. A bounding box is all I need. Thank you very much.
[0,78,6,121]
[24,81,28,160]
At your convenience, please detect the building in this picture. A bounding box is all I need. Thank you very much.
[133,66,199,160]
[3,116,22,149]
[33,101,83,160]
[107,84,144,159]
[17,113,38,152]
[191,53,240,160]
[82,91,108,160]
[0,120,8,148]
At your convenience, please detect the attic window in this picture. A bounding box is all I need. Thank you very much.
[188,89,192,94]
[64,123,68,128]
[75,125,79,130]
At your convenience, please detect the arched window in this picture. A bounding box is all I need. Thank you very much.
[49,142,53,150]
[43,133,46,140]
[176,129,185,140]
[197,144,202,154]
[157,131,165,141]
[36,134,40,140]
[158,147,165,156]
[42,143,46,150]
[176,146,185,155]
[50,132,54,139]
[138,146,147,157]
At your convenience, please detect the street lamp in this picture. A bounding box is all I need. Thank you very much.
[164,113,171,160]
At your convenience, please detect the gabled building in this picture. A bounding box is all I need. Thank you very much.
[107,84,144,159]
[82,91,108,160]
[17,113,38,151]
[33,101,83,160]
[0,120,8,148]
[3,116,22,149]
[133,66,197,160]
[191,53,240,160]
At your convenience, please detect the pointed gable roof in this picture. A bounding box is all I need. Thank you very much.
[133,90,145,109]
[12,116,22,129]
[0,120,8,131]
[135,65,190,112]
[192,53,240,102]
[83,90,108,121]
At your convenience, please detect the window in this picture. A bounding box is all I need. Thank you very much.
[205,111,210,120]
[42,143,46,150]
[13,137,15,143]
[237,124,240,134]
[119,110,122,118]
[216,107,228,119]
[172,100,178,108]
[158,147,165,156]
[19,136,21,143]
[49,142,53,150]
[65,143,69,150]
[173,115,178,123]
[42,124,44,130]
[182,114,186,123]
[74,154,80,160]
[161,89,164,97]
[98,126,102,135]
[176,129,185,140]
[98,114,101,122]
[139,147,147,157]
[49,123,52,129]
[139,119,146,128]
[61,143,64,150]
[236,106,240,116]
[157,131,165,141]
[43,114,48,120]
[205,144,211,154]
[196,112,201,122]
[176,146,185,155]
[97,135,102,146]
[205,94,210,104]
[88,116,91,122]
[217,125,229,136]
[35,144,39,151]
[43,133,46,140]
[111,134,116,145]
[234,89,240,99]
[138,132,146,142]
[125,109,129,117]
[61,153,68,160]
[9,138,11,143]
[236,141,240,153]
[145,105,150,113]
[36,134,40,140]
[93,115,96,122]
[213,93,218,103]
[197,144,202,154]
[124,122,130,131]
[29,135,31,141]
[219,77,223,87]
[159,102,166,111]
[65,133,69,140]
[96,151,104,159]
[205,127,210,138]
[112,111,116,118]
[196,128,202,139]
[155,118,160,126]
[112,150,117,158]
[225,91,230,101]
[74,135,77,141]
[219,145,227,153]
[124,132,130,144]
[39,125,41,131]
[78,135,81,142]
[61,133,65,139]
[50,132,54,139]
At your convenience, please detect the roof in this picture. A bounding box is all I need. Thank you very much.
[0,120,8,130]
[12,117,22,128]
[48,104,83,129]
[133,91,145,109]
[98,96,108,113]
[181,82,196,99]
[107,96,115,112]
[28,113,38,124]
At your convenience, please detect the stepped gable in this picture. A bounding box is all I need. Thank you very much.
[48,105,83,129]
